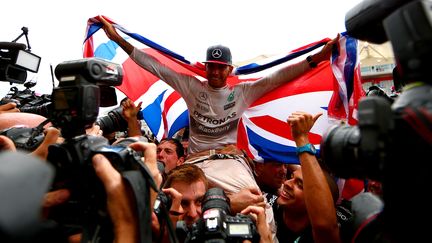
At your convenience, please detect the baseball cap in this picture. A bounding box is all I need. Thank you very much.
[204,45,232,66]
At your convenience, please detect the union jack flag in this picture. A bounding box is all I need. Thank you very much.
[83,16,363,163]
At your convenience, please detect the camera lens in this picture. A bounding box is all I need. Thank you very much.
[19,102,52,117]
[96,107,128,135]
[201,188,231,215]
[321,124,365,179]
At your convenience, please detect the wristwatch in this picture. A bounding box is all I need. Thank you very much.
[296,143,317,155]
[306,55,317,68]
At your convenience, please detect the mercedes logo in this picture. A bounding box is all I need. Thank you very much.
[211,49,222,59]
[199,92,208,100]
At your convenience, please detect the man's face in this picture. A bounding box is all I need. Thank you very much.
[205,63,233,88]
[277,168,306,213]
[255,161,287,191]
[171,180,206,227]
[157,141,183,173]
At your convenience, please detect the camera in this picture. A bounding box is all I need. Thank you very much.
[154,190,173,222]
[321,95,394,181]
[0,41,41,84]
[96,106,127,135]
[46,58,157,242]
[0,81,52,117]
[0,27,41,84]
[49,57,122,138]
[178,187,259,243]
[0,126,45,152]
[321,0,432,242]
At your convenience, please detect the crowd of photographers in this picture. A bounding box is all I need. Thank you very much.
[0,80,400,243]
[0,98,274,243]
[0,65,430,243]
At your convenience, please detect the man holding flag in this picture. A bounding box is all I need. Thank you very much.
[99,15,337,193]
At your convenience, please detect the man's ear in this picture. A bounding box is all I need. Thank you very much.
[254,162,264,175]
[177,156,185,166]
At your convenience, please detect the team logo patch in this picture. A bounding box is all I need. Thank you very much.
[212,49,222,59]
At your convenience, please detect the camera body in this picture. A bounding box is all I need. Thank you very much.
[47,134,146,241]
[0,84,52,117]
[45,58,150,241]
[178,188,259,243]
[50,57,122,138]
[322,0,432,241]
[0,126,44,152]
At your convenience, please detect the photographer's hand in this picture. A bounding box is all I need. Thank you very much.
[122,98,142,120]
[86,123,103,136]
[241,205,272,243]
[31,127,61,160]
[93,154,139,243]
[0,135,16,151]
[42,188,71,218]
[0,102,20,113]
[122,98,143,137]
[128,142,163,207]
[162,187,185,224]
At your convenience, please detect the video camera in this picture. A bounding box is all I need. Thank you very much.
[177,187,259,243]
[46,58,157,243]
[0,81,52,117]
[321,0,432,242]
[0,27,41,84]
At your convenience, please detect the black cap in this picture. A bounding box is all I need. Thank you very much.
[204,45,232,66]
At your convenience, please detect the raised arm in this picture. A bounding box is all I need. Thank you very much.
[99,16,134,55]
[121,98,143,137]
[287,111,341,243]
[99,16,196,96]
[243,35,339,102]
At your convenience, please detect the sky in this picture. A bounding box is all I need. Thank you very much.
[1,0,363,96]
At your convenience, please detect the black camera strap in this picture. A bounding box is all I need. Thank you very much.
[402,106,432,144]
[122,170,153,243]
[155,201,179,243]
[121,158,180,243]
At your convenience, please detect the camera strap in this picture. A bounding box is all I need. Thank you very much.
[155,201,180,243]
[402,106,432,144]
[122,170,153,243]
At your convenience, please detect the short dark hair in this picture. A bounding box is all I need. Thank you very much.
[159,138,185,158]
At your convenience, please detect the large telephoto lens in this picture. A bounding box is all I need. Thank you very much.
[96,107,128,135]
[320,124,366,179]
[201,187,231,215]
